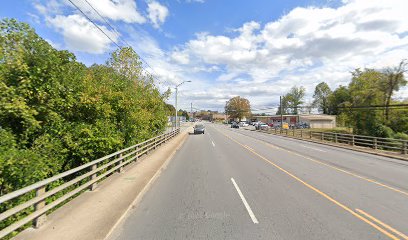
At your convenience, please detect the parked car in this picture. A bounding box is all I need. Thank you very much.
[259,123,270,130]
[254,122,264,130]
[239,121,249,127]
[231,122,240,128]
[194,124,205,134]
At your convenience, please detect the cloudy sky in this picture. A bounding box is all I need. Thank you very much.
[1,0,408,112]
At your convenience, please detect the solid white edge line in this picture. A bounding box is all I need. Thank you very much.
[212,141,215,147]
[231,178,259,224]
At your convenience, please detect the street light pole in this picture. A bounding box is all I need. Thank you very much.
[175,87,178,129]
[174,80,191,129]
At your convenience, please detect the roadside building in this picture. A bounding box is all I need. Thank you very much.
[253,114,336,129]
[299,115,336,128]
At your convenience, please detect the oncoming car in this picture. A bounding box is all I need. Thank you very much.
[194,124,205,134]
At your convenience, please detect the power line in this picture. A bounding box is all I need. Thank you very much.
[67,0,121,49]
[68,0,173,87]
[81,0,174,87]
[337,104,408,109]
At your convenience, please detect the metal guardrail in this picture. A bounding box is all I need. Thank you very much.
[0,128,180,239]
[253,128,408,156]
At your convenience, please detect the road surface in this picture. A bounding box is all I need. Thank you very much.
[109,123,408,240]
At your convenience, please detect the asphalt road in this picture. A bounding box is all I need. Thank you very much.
[109,123,408,240]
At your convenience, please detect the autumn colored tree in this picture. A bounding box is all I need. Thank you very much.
[225,96,251,121]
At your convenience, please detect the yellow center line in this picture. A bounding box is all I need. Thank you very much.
[218,130,399,240]
[355,209,408,240]
[232,128,408,197]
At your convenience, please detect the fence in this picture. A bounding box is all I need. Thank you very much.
[252,128,408,156]
[0,128,180,239]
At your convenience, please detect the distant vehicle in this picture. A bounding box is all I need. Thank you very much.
[231,122,239,128]
[282,122,289,129]
[259,123,269,131]
[239,122,249,127]
[267,122,274,127]
[194,124,205,134]
[254,122,264,130]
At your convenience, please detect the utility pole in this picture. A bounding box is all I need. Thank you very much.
[280,96,283,127]
[174,81,191,129]
[191,102,193,121]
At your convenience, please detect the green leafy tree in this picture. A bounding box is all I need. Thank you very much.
[327,85,351,115]
[348,69,385,136]
[313,82,332,114]
[0,18,169,194]
[380,60,407,121]
[283,86,305,114]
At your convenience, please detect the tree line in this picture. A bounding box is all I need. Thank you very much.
[278,61,408,139]
[0,19,170,199]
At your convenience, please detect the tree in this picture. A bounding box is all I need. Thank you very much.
[165,103,176,116]
[276,95,290,115]
[327,85,351,115]
[285,86,305,114]
[348,69,385,136]
[380,60,407,121]
[313,82,332,114]
[178,109,189,120]
[107,46,143,82]
[225,96,251,121]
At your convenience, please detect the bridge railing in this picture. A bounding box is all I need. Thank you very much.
[0,128,180,239]
[253,128,407,156]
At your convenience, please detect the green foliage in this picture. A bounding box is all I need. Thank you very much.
[327,85,351,115]
[277,86,305,115]
[0,19,169,196]
[321,65,408,139]
[313,82,332,114]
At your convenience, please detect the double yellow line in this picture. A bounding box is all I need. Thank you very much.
[221,131,407,240]
[254,135,408,197]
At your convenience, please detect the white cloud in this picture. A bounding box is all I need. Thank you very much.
[69,0,146,24]
[147,1,169,29]
[47,14,118,54]
[163,0,408,109]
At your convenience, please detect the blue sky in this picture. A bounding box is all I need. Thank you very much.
[1,0,408,112]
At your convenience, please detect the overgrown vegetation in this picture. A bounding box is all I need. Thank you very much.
[0,18,170,198]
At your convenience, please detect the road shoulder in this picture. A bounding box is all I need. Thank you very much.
[14,127,191,240]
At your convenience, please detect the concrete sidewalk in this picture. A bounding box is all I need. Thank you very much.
[15,126,192,240]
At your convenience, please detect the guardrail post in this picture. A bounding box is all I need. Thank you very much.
[117,153,123,173]
[286,129,288,135]
[334,133,338,143]
[373,138,377,150]
[136,146,139,161]
[321,132,324,141]
[293,129,295,136]
[310,131,313,139]
[90,164,97,191]
[402,141,407,154]
[351,135,355,146]
[300,130,303,138]
[275,128,277,134]
[34,186,47,228]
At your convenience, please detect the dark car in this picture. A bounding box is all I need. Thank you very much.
[194,124,205,134]
[231,122,239,128]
